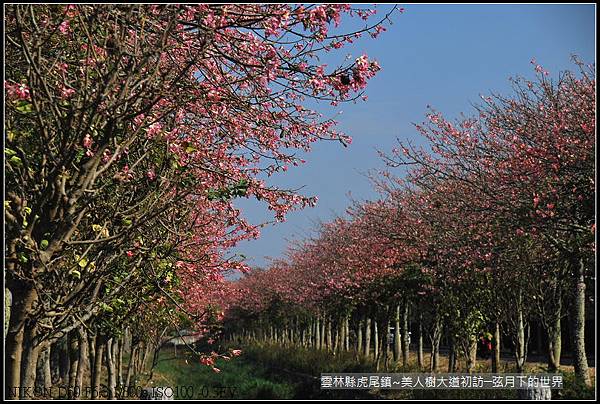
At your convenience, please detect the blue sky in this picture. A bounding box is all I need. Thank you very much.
[232,4,596,271]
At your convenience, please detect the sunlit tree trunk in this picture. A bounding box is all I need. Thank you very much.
[364,317,372,358]
[357,314,363,358]
[417,312,424,369]
[430,313,442,373]
[492,321,501,373]
[344,314,350,351]
[315,316,321,350]
[106,338,117,400]
[383,315,391,370]
[546,294,562,372]
[514,292,528,373]
[401,299,410,367]
[327,316,333,352]
[374,319,379,363]
[572,256,590,385]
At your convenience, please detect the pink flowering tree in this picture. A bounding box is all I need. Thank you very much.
[4,3,395,392]
[381,59,595,382]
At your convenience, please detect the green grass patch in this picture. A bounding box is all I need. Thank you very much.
[151,347,295,399]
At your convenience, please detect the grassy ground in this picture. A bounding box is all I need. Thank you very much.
[150,343,595,400]
[150,346,296,399]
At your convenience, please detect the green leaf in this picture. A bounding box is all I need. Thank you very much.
[18,252,29,264]
[69,269,81,280]
[4,148,16,157]
[40,239,49,250]
[122,218,132,226]
[9,156,23,167]
[74,149,85,163]
[15,101,33,114]
[78,257,88,268]
[207,189,220,201]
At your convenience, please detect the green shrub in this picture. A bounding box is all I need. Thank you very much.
[554,370,595,400]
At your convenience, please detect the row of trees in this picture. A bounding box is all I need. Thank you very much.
[4,4,394,399]
[221,59,595,385]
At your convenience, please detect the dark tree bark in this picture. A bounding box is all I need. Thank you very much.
[547,313,562,372]
[5,281,38,398]
[91,335,105,400]
[20,319,41,398]
[393,305,401,363]
[67,330,79,397]
[448,335,456,372]
[429,313,442,373]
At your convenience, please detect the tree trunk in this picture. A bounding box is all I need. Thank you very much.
[357,315,363,358]
[117,337,124,387]
[76,328,88,399]
[68,330,79,397]
[364,317,371,358]
[141,342,151,374]
[333,326,339,354]
[373,319,379,362]
[394,305,401,363]
[492,321,501,373]
[50,340,61,385]
[20,321,41,399]
[514,297,528,373]
[106,338,117,400]
[465,336,477,373]
[383,315,391,371]
[448,335,456,372]
[430,313,442,373]
[91,336,105,400]
[344,315,350,352]
[5,282,38,398]
[327,317,332,352]
[417,312,424,369]
[315,317,321,350]
[547,314,562,372]
[572,256,590,385]
[321,318,327,350]
[401,299,410,367]
[58,335,70,384]
[125,344,136,388]
[375,319,382,372]
[35,343,52,391]
[337,318,344,352]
